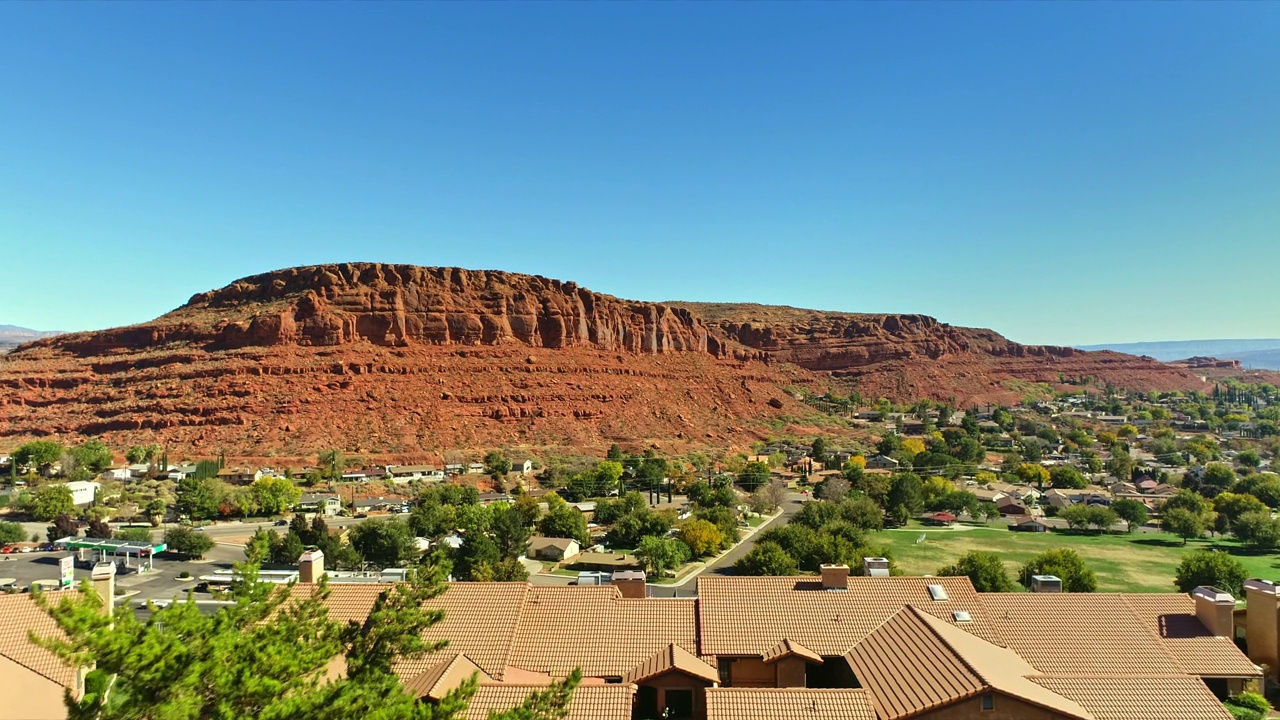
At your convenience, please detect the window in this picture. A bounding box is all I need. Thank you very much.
[981,693,995,711]
[718,657,733,687]
[953,611,972,623]
[927,584,948,601]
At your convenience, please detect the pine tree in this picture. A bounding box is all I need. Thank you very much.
[34,548,579,720]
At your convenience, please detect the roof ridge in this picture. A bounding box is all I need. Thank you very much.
[0,647,74,689]
[1117,594,1191,674]
[907,606,995,687]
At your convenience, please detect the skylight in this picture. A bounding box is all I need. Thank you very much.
[928,584,948,601]
[953,610,972,623]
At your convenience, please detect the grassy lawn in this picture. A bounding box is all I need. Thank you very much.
[878,523,1280,593]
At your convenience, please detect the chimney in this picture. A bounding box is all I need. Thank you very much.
[863,557,890,578]
[1245,579,1280,678]
[90,562,116,615]
[1030,575,1062,593]
[820,564,850,591]
[1192,586,1236,637]
[298,549,325,584]
[612,570,647,599]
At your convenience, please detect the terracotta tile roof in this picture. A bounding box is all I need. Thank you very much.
[508,586,698,678]
[287,583,389,625]
[401,653,491,700]
[625,643,719,685]
[1033,675,1235,720]
[409,582,530,679]
[762,639,823,665]
[1120,594,1260,678]
[461,683,636,720]
[845,607,1090,720]
[0,591,77,689]
[704,688,876,720]
[982,593,1184,676]
[698,576,1000,658]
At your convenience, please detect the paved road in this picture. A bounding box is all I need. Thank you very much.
[649,492,806,598]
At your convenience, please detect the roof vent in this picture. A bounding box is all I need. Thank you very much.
[952,611,972,623]
[927,584,948,601]
[863,557,890,578]
[1030,575,1062,593]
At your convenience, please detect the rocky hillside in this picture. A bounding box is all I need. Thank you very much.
[0,263,1208,454]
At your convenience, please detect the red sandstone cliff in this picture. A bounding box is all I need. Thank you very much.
[0,264,1209,454]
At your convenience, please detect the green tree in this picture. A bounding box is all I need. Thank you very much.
[1106,453,1137,481]
[1202,463,1238,491]
[1162,507,1206,545]
[33,484,76,521]
[593,461,625,495]
[635,536,691,576]
[1059,504,1093,531]
[537,506,589,545]
[125,444,160,465]
[938,550,1017,592]
[452,533,501,581]
[163,526,215,558]
[810,437,829,464]
[193,460,221,480]
[1020,548,1097,592]
[251,475,302,517]
[176,476,223,521]
[606,444,624,461]
[47,514,79,543]
[34,551,578,720]
[490,504,533,560]
[13,440,65,470]
[1174,549,1247,595]
[484,450,512,476]
[886,473,923,517]
[1233,512,1280,550]
[1214,493,1269,532]
[1013,463,1050,489]
[70,440,114,473]
[678,519,724,557]
[1049,466,1088,490]
[734,540,799,576]
[738,462,770,492]
[1237,473,1280,508]
[1111,498,1149,532]
[0,520,25,545]
[347,519,420,569]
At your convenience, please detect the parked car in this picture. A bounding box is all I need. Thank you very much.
[274,519,289,526]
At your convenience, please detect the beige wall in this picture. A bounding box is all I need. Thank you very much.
[0,655,68,720]
[774,658,807,688]
[728,658,774,688]
[916,693,1073,720]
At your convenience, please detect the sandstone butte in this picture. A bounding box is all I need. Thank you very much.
[0,263,1211,457]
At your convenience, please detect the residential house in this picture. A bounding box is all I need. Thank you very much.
[444,464,464,476]
[508,455,535,475]
[217,468,261,484]
[352,497,401,514]
[569,552,644,573]
[98,467,133,482]
[467,463,485,475]
[527,536,581,562]
[166,464,198,480]
[1009,516,1051,532]
[295,493,343,517]
[386,465,444,481]
[865,455,899,471]
[342,468,385,482]
[995,495,1028,516]
[62,480,100,507]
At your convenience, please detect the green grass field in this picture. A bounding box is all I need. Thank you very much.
[877,523,1280,593]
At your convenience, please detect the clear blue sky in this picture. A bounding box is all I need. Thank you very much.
[1,3,1277,346]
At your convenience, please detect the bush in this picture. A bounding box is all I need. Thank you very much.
[1174,549,1246,596]
[178,571,190,579]
[1227,692,1270,715]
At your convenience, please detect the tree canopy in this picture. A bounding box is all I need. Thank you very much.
[1174,549,1247,595]
[1020,548,1097,592]
[937,551,1017,592]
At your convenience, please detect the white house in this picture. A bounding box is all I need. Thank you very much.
[527,536,581,562]
[63,481,101,507]
[99,468,133,482]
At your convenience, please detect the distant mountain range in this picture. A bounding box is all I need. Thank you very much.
[1078,339,1280,370]
[0,325,65,353]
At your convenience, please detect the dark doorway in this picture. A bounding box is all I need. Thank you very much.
[665,689,695,719]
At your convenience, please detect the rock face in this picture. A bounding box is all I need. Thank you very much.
[0,264,1210,454]
[49,264,729,357]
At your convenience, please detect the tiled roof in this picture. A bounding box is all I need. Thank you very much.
[409,582,530,679]
[0,591,77,688]
[461,683,636,720]
[402,653,490,700]
[762,638,822,665]
[698,576,1000,657]
[508,586,697,678]
[982,593,1184,676]
[1033,675,1235,720]
[1120,594,1260,678]
[845,607,1089,720]
[704,688,876,720]
[625,643,719,685]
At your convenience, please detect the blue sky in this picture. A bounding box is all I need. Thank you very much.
[1,4,1277,346]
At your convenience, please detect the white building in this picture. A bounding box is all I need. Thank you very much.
[63,481,101,507]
